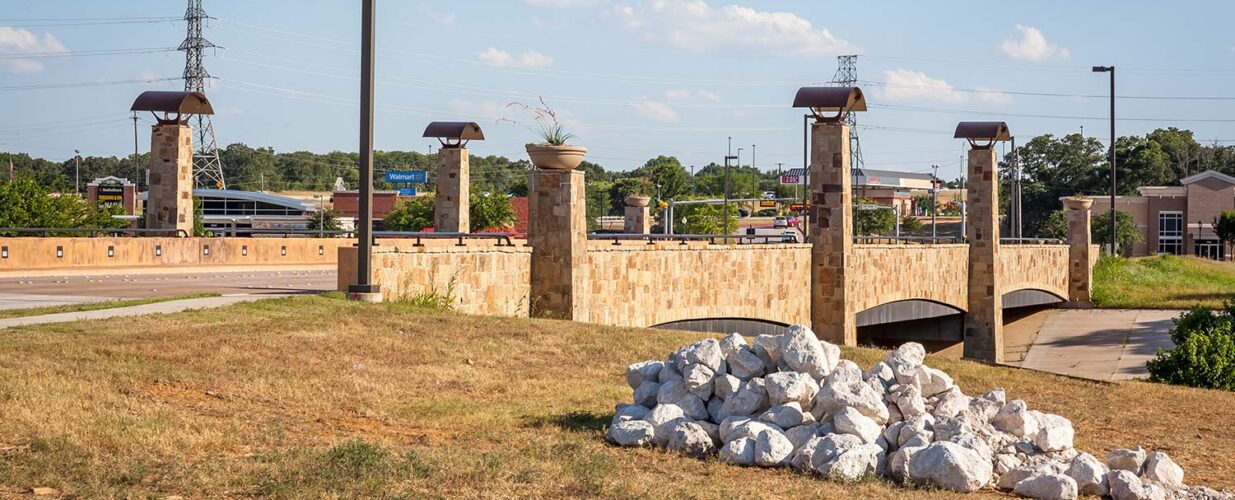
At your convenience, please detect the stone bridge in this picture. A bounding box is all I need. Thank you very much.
[339,121,1097,363]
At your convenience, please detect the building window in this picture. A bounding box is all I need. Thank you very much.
[1196,240,1224,260]
[1158,212,1183,255]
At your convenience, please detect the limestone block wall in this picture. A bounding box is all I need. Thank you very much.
[849,245,970,314]
[338,245,532,317]
[999,245,1070,299]
[0,237,352,271]
[584,243,812,328]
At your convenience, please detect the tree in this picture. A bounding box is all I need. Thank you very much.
[673,201,737,235]
[1040,210,1068,240]
[900,215,924,234]
[585,180,612,230]
[0,177,125,234]
[854,198,896,236]
[307,207,342,233]
[1007,133,1107,237]
[912,194,935,216]
[1092,210,1142,254]
[634,155,689,200]
[383,196,435,231]
[1214,210,1235,259]
[470,192,516,231]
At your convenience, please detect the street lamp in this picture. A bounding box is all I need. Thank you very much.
[348,0,380,299]
[312,194,324,238]
[74,149,81,194]
[1093,65,1116,255]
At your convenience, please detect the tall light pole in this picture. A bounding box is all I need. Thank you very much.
[751,144,756,171]
[1093,65,1116,255]
[74,150,81,194]
[348,0,379,298]
[313,194,324,237]
[931,164,939,239]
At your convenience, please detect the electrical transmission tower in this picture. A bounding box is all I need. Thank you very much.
[830,55,864,172]
[180,0,226,189]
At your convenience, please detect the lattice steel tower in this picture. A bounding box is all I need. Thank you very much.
[831,55,864,171]
[179,0,226,189]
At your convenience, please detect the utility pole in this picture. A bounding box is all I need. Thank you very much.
[349,0,379,298]
[802,113,810,238]
[931,164,939,239]
[74,150,80,193]
[751,144,757,171]
[831,55,864,172]
[131,112,140,189]
[181,0,226,190]
[1093,65,1117,255]
[725,137,734,235]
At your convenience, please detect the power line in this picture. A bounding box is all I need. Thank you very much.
[0,77,181,92]
[0,47,179,59]
[0,18,180,28]
[870,103,1235,123]
[859,79,1235,101]
[181,0,226,189]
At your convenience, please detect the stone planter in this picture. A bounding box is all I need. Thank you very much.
[1063,198,1093,211]
[624,195,651,208]
[526,144,587,170]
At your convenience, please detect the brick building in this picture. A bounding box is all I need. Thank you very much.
[1083,170,1235,259]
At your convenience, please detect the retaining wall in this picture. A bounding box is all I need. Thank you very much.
[0,237,353,271]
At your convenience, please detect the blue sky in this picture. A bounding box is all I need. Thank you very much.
[2,0,1234,183]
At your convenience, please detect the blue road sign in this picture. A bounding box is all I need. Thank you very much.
[385,170,427,183]
[396,187,418,197]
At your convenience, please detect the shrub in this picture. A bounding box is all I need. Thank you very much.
[1147,303,1235,390]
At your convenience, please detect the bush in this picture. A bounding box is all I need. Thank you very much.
[1147,304,1235,390]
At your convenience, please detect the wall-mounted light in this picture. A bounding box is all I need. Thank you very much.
[155,244,162,257]
[203,245,210,256]
[318,245,324,256]
[107,246,115,258]
[1,246,8,259]
[242,245,248,256]
[280,245,287,256]
[56,246,64,258]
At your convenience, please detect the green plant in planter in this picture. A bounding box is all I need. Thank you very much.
[615,177,653,198]
[499,97,575,146]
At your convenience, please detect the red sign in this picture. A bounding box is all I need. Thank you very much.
[779,175,805,185]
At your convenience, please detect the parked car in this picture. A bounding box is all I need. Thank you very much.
[786,216,800,228]
[773,216,789,228]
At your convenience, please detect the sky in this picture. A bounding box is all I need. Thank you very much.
[2,0,1235,185]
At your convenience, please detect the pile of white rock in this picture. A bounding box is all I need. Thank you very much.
[607,325,1231,500]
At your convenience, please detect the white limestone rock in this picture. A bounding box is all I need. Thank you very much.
[706,396,725,423]
[789,435,824,470]
[672,393,709,421]
[718,417,750,443]
[1109,469,1166,500]
[932,386,972,419]
[998,461,1069,490]
[632,380,660,408]
[834,406,882,444]
[682,363,715,400]
[896,385,928,420]
[907,441,994,493]
[889,444,925,483]
[885,342,926,369]
[1107,446,1148,474]
[949,433,994,463]
[713,373,742,400]
[752,334,783,371]
[780,324,835,380]
[720,437,756,466]
[1066,452,1110,497]
[721,378,768,418]
[898,415,936,448]
[611,404,650,426]
[695,420,721,447]
[1143,451,1184,490]
[667,421,716,458]
[625,360,663,390]
[758,402,808,429]
[826,360,864,385]
[726,346,765,380]
[981,387,1007,406]
[1014,473,1079,500]
[718,333,747,358]
[863,361,896,389]
[723,420,783,445]
[810,433,864,470]
[1034,413,1075,452]
[678,338,724,373]
[657,379,688,405]
[812,379,889,424]
[764,371,820,408]
[993,400,1040,438]
[784,423,820,450]
[819,443,882,483]
[753,428,794,467]
[607,419,656,447]
[644,403,689,446]
[916,366,955,397]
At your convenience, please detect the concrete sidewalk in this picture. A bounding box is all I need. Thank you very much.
[1019,309,1179,381]
[0,294,291,330]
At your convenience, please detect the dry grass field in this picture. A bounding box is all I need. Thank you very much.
[1,295,1233,498]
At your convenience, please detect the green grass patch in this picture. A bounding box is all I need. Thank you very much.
[0,293,221,320]
[1093,255,1235,309]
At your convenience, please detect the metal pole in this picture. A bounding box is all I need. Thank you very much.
[74,150,80,193]
[751,144,756,171]
[1109,68,1117,256]
[349,0,378,296]
[132,112,140,189]
[931,164,938,239]
[802,114,809,238]
[894,205,901,239]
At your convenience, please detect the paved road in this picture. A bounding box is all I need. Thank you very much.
[1019,309,1179,381]
[0,269,337,310]
[0,294,293,330]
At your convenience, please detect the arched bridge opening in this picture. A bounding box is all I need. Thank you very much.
[652,318,791,337]
[856,299,966,354]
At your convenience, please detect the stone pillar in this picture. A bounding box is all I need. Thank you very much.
[145,123,194,235]
[963,147,1003,362]
[434,147,469,233]
[1065,200,1094,307]
[528,169,588,320]
[809,122,855,346]
[624,205,651,234]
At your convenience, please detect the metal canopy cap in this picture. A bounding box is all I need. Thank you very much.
[954,121,1011,149]
[792,86,866,122]
[423,121,484,148]
[130,91,214,124]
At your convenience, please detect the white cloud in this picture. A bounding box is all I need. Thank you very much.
[611,0,852,56]
[476,48,554,69]
[975,87,1012,105]
[879,69,967,104]
[630,98,679,123]
[419,4,456,26]
[1000,25,1070,61]
[523,0,602,6]
[0,27,68,74]
[664,89,720,103]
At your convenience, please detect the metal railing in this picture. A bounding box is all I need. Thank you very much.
[855,235,964,245]
[588,233,801,245]
[1000,237,1065,245]
[0,227,190,238]
[374,231,519,247]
